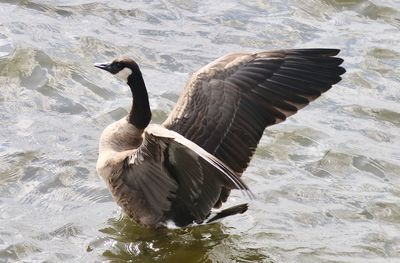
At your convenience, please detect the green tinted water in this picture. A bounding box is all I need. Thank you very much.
[0,0,399,262]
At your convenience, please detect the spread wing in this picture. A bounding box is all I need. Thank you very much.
[162,49,346,206]
[118,125,251,227]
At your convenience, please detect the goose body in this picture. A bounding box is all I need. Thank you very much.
[95,49,345,227]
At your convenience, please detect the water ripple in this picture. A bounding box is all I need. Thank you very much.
[0,0,399,262]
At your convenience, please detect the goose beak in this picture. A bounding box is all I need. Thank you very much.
[94,62,111,71]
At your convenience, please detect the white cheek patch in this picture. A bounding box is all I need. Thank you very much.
[115,67,133,82]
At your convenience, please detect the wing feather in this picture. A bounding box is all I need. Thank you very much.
[119,125,251,226]
[163,48,345,206]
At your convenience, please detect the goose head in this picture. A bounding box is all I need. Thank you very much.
[94,57,140,83]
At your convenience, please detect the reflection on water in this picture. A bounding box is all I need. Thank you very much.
[0,0,400,262]
[93,216,273,263]
[70,212,275,263]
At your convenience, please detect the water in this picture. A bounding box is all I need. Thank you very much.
[0,0,399,262]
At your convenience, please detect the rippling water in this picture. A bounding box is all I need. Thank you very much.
[0,0,399,262]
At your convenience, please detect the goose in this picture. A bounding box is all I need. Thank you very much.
[95,49,345,227]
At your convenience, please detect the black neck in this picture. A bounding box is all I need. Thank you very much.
[127,70,151,129]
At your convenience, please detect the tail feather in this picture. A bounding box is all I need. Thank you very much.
[206,203,248,224]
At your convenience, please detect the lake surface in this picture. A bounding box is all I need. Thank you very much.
[0,0,399,262]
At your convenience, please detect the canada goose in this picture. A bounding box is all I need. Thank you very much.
[95,49,345,227]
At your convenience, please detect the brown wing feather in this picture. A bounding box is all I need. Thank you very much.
[163,49,346,207]
[120,125,251,226]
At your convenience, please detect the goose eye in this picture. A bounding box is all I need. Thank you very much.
[111,62,123,72]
